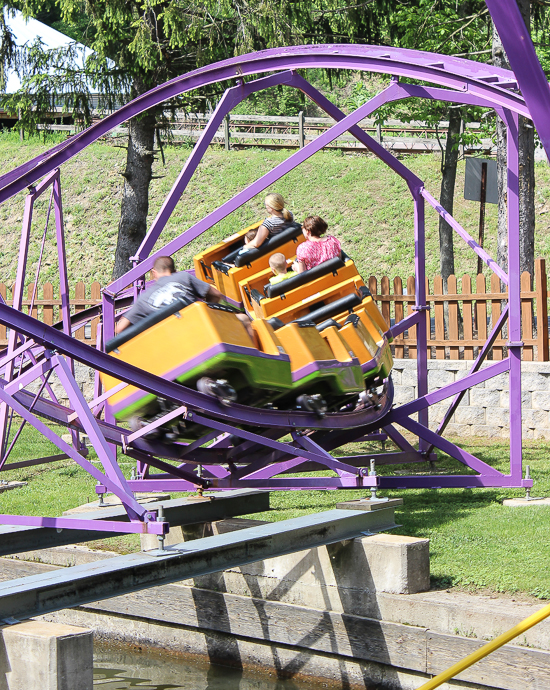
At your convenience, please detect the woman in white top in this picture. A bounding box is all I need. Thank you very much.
[246,193,294,249]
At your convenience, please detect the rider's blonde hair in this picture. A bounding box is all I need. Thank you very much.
[265,193,292,221]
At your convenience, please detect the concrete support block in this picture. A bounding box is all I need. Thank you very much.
[393,386,416,405]
[401,367,419,387]
[0,621,93,690]
[470,424,503,438]
[443,423,472,437]
[499,389,532,409]
[521,373,548,392]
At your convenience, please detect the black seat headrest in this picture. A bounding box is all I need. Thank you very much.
[106,297,191,353]
[267,317,285,331]
[222,222,302,267]
[294,292,362,325]
[265,256,346,299]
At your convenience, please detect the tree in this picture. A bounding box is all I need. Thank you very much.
[388,0,491,287]
[2,0,395,281]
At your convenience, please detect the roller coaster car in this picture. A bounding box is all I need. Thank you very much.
[273,321,364,411]
[100,299,294,425]
[193,221,262,284]
[239,255,361,321]
[196,222,305,306]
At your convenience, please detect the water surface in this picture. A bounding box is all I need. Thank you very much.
[94,647,305,690]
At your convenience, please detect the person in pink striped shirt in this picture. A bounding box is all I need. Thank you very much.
[293,216,341,273]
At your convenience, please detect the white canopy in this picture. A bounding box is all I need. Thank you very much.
[4,9,92,93]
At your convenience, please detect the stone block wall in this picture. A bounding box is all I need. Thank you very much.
[392,358,550,439]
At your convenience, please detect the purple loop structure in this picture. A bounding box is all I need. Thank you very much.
[0,0,543,535]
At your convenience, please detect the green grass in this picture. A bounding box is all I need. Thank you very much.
[2,425,550,598]
[3,136,550,291]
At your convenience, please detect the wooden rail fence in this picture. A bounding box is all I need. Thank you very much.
[1,260,549,360]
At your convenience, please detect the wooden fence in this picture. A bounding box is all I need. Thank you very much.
[0,281,101,347]
[370,258,549,361]
[1,261,549,360]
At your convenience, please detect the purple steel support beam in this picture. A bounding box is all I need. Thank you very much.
[382,425,417,453]
[0,192,35,457]
[0,514,167,534]
[0,381,149,515]
[431,306,509,445]
[23,348,59,404]
[387,310,422,341]
[395,415,501,476]
[188,411,361,468]
[504,110,523,482]
[106,81,414,296]
[53,356,144,520]
[136,71,297,261]
[422,189,508,285]
[0,45,530,207]
[378,474,531,490]
[388,359,510,422]
[486,0,550,161]
[54,174,71,338]
[0,368,53,470]
[240,456,314,481]
[413,188,429,452]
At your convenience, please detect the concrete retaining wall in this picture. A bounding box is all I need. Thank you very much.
[392,358,550,439]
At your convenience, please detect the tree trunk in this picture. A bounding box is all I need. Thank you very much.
[439,106,462,290]
[493,0,535,281]
[111,108,156,281]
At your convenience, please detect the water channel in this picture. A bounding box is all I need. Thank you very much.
[94,646,310,690]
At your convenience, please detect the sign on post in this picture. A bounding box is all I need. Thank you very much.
[464,158,498,274]
[464,158,498,204]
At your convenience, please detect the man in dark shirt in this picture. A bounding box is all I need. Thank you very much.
[116,256,222,334]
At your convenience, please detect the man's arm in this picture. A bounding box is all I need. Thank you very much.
[206,285,222,303]
[116,316,131,334]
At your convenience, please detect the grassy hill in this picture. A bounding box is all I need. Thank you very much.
[2,132,550,291]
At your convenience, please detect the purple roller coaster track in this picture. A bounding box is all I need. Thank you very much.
[0,0,545,536]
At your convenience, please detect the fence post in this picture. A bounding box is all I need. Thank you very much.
[407,276,416,359]
[298,111,305,148]
[535,258,549,361]
[224,114,230,151]
[43,283,54,327]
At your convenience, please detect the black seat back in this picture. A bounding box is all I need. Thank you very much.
[106,297,191,353]
[264,256,346,299]
[294,293,362,325]
[221,222,302,267]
